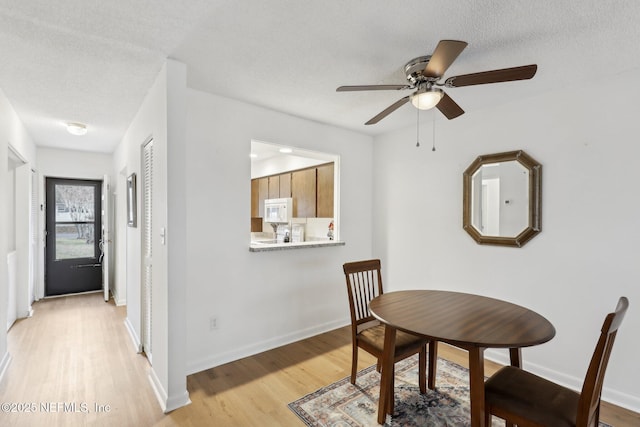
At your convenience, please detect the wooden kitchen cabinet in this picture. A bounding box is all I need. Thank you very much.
[250,217,262,232]
[257,177,268,217]
[251,179,260,217]
[268,175,280,199]
[291,168,316,218]
[252,162,334,219]
[279,173,291,198]
[316,163,334,218]
[252,173,290,217]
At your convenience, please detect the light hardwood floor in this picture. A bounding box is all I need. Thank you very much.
[0,293,637,426]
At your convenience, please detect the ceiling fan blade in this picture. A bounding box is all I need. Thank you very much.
[337,84,410,92]
[445,64,537,87]
[365,96,410,125]
[424,40,468,78]
[436,92,465,120]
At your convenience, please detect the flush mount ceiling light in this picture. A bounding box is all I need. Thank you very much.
[66,122,87,136]
[410,86,444,110]
[279,147,293,153]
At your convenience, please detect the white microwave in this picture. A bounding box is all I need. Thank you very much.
[264,198,292,223]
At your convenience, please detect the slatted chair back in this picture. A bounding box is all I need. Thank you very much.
[576,296,629,427]
[343,259,384,333]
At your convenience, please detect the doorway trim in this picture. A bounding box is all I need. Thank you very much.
[7,145,32,328]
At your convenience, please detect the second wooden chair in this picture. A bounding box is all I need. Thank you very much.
[484,296,629,427]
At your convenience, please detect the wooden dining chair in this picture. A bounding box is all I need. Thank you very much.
[342,259,437,392]
[484,296,629,427]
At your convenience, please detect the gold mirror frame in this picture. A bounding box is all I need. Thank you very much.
[463,150,541,247]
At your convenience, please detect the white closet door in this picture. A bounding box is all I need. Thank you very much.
[142,138,154,361]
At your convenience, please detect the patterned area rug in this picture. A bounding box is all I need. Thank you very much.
[288,355,613,427]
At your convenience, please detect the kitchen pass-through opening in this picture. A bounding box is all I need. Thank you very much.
[250,140,340,247]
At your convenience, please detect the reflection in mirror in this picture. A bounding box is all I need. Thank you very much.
[471,161,528,237]
[463,150,541,247]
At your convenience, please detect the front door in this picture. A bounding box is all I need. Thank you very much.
[45,178,103,296]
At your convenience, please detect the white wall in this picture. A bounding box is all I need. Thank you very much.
[13,163,31,320]
[114,168,128,306]
[165,59,189,412]
[112,60,190,412]
[37,147,113,180]
[113,116,142,349]
[185,89,374,374]
[6,169,15,252]
[372,67,640,411]
[0,88,37,381]
[112,64,161,388]
[6,112,36,328]
[251,155,330,179]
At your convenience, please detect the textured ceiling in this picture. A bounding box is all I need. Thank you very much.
[1,1,640,153]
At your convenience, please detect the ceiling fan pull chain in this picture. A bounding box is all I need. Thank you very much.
[416,107,420,147]
[432,112,436,152]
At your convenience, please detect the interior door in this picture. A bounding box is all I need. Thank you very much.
[45,178,102,296]
[100,174,111,302]
[141,138,154,361]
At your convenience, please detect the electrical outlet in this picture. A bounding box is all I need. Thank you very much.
[209,316,218,331]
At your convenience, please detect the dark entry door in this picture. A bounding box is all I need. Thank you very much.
[45,178,103,296]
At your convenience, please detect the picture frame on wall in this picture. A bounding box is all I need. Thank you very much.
[127,173,137,227]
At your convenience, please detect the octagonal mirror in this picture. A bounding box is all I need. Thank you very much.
[463,150,541,247]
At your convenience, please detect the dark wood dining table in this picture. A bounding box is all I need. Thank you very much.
[369,290,556,427]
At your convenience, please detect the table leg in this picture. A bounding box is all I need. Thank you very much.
[377,325,396,424]
[504,348,522,427]
[428,340,438,390]
[468,347,486,427]
[509,347,522,368]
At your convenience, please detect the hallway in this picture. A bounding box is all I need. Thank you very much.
[0,293,165,426]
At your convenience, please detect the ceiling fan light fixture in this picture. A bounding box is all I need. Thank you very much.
[411,88,443,110]
[66,122,87,136]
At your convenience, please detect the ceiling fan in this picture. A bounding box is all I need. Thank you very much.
[336,40,537,124]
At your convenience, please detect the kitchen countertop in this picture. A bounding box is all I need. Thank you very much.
[249,240,345,252]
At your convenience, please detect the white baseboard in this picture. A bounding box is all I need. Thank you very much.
[17,307,32,319]
[483,348,512,368]
[0,351,12,384]
[602,387,640,413]
[124,317,142,353]
[165,390,191,413]
[186,318,349,375]
[148,368,167,412]
[113,293,126,306]
[148,368,191,413]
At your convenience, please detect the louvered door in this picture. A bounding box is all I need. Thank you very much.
[142,138,154,361]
